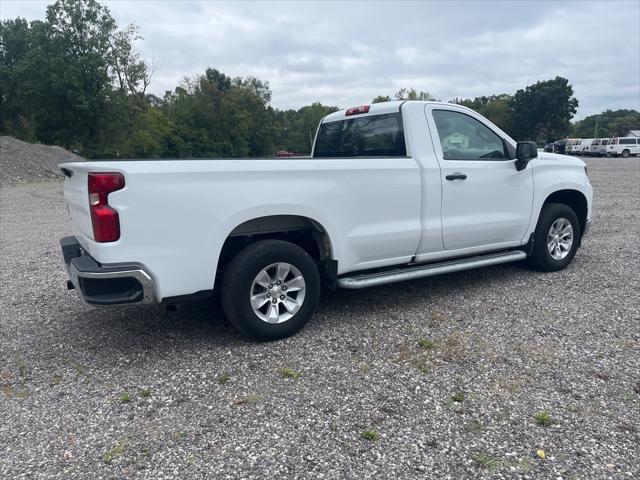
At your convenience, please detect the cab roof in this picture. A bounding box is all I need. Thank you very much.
[321,100,460,123]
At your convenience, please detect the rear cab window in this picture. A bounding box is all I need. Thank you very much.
[313,113,407,158]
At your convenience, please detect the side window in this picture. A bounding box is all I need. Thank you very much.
[432,110,507,160]
[620,138,637,145]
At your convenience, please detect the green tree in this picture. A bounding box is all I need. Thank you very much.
[0,18,35,139]
[113,106,177,158]
[0,0,152,156]
[273,102,338,154]
[42,0,117,149]
[509,76,578,142]
[372,95,391,103]
[394,88,437,101]
[107,23,152,100]
[453,94,513,136]
[571,109,640,138]
[161,68,277,157]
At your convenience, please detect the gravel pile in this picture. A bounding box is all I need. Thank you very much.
[0,158,638,479]
[0,136,83,185]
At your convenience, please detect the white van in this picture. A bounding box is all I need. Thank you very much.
[607,137,639,157]
[589,139,602,156]
[566,139,581,154]
[596,138,610,157]
[579,139,594,155]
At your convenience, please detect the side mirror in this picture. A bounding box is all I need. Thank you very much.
[515,141,537,171]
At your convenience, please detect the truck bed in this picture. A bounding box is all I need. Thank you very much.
[61,156,422,300]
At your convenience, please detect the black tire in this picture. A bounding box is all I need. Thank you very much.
[621,149,630,158]
[527,203,581,272]
[220,239,320,341]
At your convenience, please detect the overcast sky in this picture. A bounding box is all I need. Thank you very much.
[2,0,639,119]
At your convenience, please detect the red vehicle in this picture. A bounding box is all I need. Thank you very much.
[276,150,294,157]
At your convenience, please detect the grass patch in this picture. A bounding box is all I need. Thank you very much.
[103,440,126,464]
[417,338,436,349]
[358,363,372,373]
[472,452,536,472]
[278,367,302,379]
[173,431,187,440]
[1,386,30,399]
[472,452,504,471]
[120,391,132,404]
[361,429,380,441]
[519,457,536,471]
[217,373,231,385]
[232,394,260,406]
[465,419,485,433]
[440,332,465,361]
[72,363,86,378]
[413,358,431,374]
[50,374,63,386]
[140,388,152,398]
[15,354,28,379]
[451,392,465,403]
[533,411,552,426]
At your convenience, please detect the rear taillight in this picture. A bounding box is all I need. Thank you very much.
[88,173,125,242]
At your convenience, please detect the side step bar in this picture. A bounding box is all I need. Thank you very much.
[337,250,527,289]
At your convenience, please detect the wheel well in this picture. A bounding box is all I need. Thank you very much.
[218,215,335,277]
[543,190,588,235]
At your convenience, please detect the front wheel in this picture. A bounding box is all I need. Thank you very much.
[220,239,320,341]
[621,149,630,158]
[527,203,581,272]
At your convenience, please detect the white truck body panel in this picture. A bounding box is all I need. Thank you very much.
[64,156,422,299]
[61,101,593,302]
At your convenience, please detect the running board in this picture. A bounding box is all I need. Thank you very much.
[337,250,527,289]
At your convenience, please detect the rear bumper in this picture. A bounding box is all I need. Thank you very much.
[60,236,156,306]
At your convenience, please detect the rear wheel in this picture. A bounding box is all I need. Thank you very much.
[527,203,580,272]
[220,239,320,341]
[622,149,630,158]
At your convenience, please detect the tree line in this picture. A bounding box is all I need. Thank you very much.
[0,0,338,158]
[452,87,639,142]
[1,0,638,159]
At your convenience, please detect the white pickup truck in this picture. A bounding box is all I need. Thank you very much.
[60,101,592,340]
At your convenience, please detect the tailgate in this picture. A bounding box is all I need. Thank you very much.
[60,162,94,242]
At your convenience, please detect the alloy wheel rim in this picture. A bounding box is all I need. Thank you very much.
[547,218,574,260]
[250,262,306,324]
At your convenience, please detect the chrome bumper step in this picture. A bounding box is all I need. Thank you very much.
[337,250,527,289]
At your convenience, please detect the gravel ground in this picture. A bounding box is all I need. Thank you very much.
[1,157,639,479]
[0,136,82,185]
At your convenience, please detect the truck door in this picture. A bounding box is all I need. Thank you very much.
[426,106,534,250]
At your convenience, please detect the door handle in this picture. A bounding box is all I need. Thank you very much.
[445,173,467,181]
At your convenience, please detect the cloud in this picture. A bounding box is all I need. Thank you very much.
[2,0,638,118]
